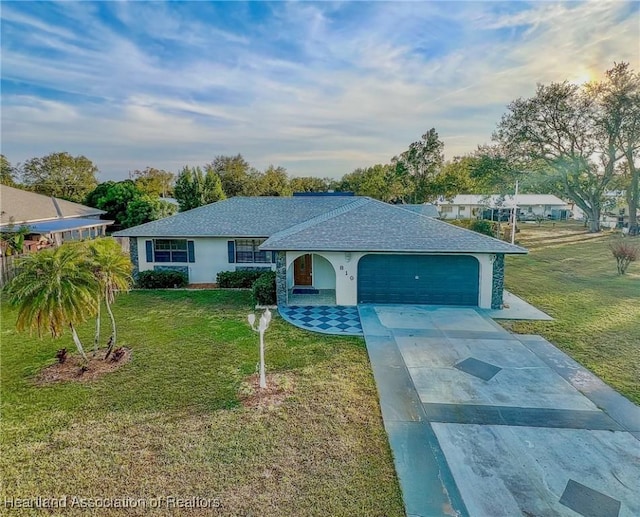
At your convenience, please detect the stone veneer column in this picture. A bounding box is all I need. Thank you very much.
[275,251,287,306]
[129,237,139,278]
[491,254,505,309]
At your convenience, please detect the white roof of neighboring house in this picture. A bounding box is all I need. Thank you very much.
[438,194,568,208]
[0,185,105,226]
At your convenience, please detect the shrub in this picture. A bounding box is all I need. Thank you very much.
[469,219,496,237]
[217,270,266,288]
[610,240,639,275]
[136,270,188,288]
[448,219,497,238]
[252,271,277,305]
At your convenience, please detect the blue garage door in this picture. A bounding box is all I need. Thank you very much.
[357,255,479,305]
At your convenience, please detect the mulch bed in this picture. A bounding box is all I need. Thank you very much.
[34,348,132,385]
[238,373,295,409]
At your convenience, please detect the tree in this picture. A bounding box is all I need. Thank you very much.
[85,180,142,226]
[0,223,30,256]
[130,167,175,198]
[174,166,226,211]
[337,164,406,202]
[1,155,17,186]
[5,244,98,362]
[588,63,640,235]
[393,129,445,203]
[21,152,99,202]
[429,157,478,200]
[209,154,260,197]
[122,196,177,227]
[86,238,133,358]
[494,82,621,232]
[257,165,291,196]
[289,176,331,193]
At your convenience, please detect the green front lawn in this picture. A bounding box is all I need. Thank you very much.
[506,223,640,404]
[0,290,404,516]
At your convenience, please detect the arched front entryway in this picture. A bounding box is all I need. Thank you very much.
[286,253,336,305]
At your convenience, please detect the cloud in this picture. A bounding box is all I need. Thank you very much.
[1,1,638,180]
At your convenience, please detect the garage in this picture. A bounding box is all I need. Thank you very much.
[357,254,480,305]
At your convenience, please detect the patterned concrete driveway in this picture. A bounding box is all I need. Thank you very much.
[359,305,640,517]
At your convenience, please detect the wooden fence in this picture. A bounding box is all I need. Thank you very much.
[0,254,24,288]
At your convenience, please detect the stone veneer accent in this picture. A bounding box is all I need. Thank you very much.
[491,254,505,309]
[129,237,139,278]
[275,251,287,306]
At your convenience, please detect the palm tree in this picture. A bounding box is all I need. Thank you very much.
[86,238,132,359]
[5,244,98,361]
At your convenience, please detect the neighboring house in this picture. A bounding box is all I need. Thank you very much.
[114,195,526,309]
[437,194,570,220]
[0,185,112,251]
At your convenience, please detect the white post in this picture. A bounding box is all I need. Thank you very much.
[259,328,266,388]
[511,180,519,245]
[248,310,271,389]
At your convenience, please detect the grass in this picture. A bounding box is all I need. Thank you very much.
[0,290,404,516]
[506,222,640,404]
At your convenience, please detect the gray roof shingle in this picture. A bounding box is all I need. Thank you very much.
[113,196,356,237]
[260,198,526,254]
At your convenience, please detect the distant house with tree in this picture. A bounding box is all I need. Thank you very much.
[436,194,570,221]
[0,185,112,254]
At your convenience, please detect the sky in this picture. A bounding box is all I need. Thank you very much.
[1,1,639,182]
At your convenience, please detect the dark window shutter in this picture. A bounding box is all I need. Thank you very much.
[145,240,153,262]
[271,251,276,263]
[227,241,235,263]
[187,241,195,263]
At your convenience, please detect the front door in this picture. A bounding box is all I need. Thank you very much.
[293,254,313,286]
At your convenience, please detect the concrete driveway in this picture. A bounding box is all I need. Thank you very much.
[359,305,640,517]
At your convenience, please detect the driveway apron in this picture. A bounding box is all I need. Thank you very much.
[359,304,640,517]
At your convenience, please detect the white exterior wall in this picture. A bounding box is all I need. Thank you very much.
[136,237,275,284]
[439,204,482,220]
[286,251,495,309]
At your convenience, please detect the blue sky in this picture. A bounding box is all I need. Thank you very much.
[1,1,638,181]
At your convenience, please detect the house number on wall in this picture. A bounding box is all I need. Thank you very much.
[340,265,353,280]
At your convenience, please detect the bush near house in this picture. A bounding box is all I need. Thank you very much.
[252,271,277,305]
[217,270,266,288]
[136,270,188,289]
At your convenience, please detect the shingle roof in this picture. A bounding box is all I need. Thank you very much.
[400,204,440,218]
[0,185,105,226]
[261,198,526,254]
[113,196,357,237]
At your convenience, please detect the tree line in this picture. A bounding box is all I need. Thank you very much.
[2,62,638,233]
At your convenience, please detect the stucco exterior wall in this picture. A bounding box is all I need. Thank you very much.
[285,251,495,308]
[136,237,275,284]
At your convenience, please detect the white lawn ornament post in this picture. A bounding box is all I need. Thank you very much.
[248,308,272,388]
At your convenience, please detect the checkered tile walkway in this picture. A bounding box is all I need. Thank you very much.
[278,306,363,336]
